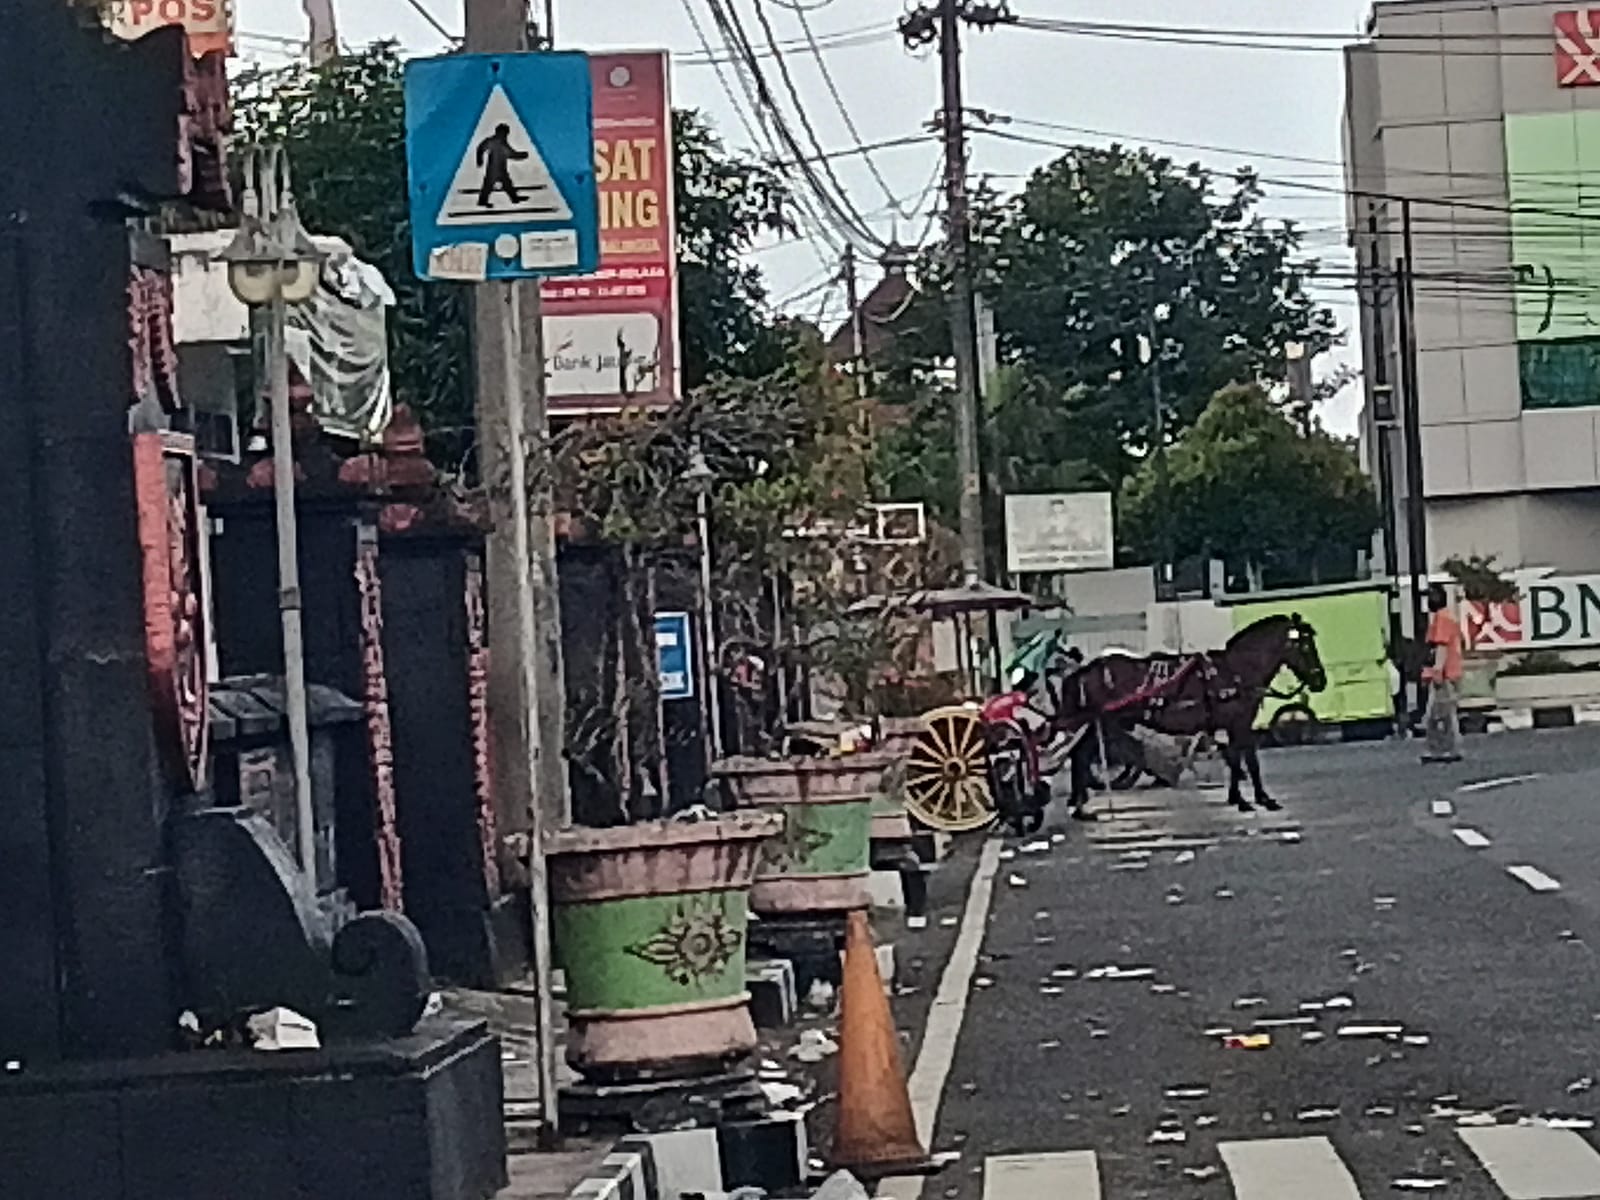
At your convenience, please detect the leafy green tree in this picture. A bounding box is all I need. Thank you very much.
[875,145,1336,525]
[1119,384,1377,587]
[233,45,795,456]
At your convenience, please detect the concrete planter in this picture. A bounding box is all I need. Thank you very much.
[547,813,781,1079]
[1495,670,1600,708]
[714,754,895,915]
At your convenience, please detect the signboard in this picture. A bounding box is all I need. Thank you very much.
[105,0,232,55]
[404,53,600,283]
[1557,11,1600,86]
[1004,492,1114,574]
[1466,576,1600,651]
[542,52,679,414]
[655,611,695,700]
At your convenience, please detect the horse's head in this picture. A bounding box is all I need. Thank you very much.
[1282,613,1327,694]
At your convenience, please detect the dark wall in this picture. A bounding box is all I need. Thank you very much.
[380,540,501,986]
[0,12,193,1061]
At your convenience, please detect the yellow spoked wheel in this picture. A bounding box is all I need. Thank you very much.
[902,706,997,833]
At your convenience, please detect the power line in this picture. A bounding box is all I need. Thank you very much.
[399,0,458,44]
[780,0,914,217]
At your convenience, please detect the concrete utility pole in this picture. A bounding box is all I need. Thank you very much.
[937,0,987,586]
[1396,198,1430,664]
[464,0,565,1140]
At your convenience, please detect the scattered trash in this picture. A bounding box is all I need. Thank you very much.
[1323,995,1355,1009]
[812,1170,870,1200]
[1255,1016,1315,1029]
[1300,1000,1326,1013]
[940,916,958,928]
[1182,1166,1220,1181]
[1020,840,1052,855]
[1123,849,1153,860]
[1038,1038,1063,1050]
[907,915,929,930]
[1215,888,1236,900]
[974,976,995,990]
[1430,799,1454,817]
[1302,1031,1327,1044]
[1166,893,1185,906]
[1403,1034,1431,1047]
[1151,983,1178,995]
[1223,1033,1272,1050]
[1233,995,1268,1009]
[1051,833,1067,844]
[1524,1115,1597,1130]
[998,849,1017,861]
[1174,850,1197,865]
[3,1061,21,1073]
[1109,861,1150,872]
[1089,1028,1109,1040]
[758,1058,786,1077]
[1050,967,1079,980]
[1374,896,1397,909]
[1297,1107,1340,1122]
[1085,965,1155,981]
[422,991,444,1020]
[1034,935,1056,946]
[1405,1124,1426,1137]
[806,980,836,1009]
[1165,1085,1211,1101]
[1195,1114,1219,1128]
[1453,1114,1495,1128]
[1569,1076,1596,1095]
[1148,1129,1188,1145]
[1007,873,1028,888]
[1279,831,1303,844]
[1366,1105,1396,1118]
[791,1030,839,1063]
[1392,1178,1448,1192]
[760,1081,805,1108]
[1034,910,1051,921]
[1337,1024,1401,1043]
[1040,985,1064,996]
[246,1007,320,1052]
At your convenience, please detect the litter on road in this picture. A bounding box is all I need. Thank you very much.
[1223,1033,1273,1050]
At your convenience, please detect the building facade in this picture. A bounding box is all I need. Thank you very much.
[1345,0,1600,629]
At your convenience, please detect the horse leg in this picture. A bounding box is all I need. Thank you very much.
[1222,741,1253,812]
[1242,730,1280,811]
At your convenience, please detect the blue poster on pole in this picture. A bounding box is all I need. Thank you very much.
[403,52,600,283]
[655,612,695,702]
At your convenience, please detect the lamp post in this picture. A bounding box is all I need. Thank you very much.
[685,447,722,763]
[220,148,325,881]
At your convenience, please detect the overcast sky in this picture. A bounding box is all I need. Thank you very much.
[240,0,1374,432]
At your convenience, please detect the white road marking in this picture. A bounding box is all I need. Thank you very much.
[1458,773,1543,794]
[1430,798,1455,817]
[1508,864,1562,893]
[1459,1124,1600,1198]
[1453,828,1492,849]
[983,1152,1100,1200]
[879,839,1004,1200]
[1218,1137,1361,1200]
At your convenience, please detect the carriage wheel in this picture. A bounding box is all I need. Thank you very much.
[902,706,997,833]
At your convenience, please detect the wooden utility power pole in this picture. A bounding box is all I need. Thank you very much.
[937,0,987,586]
[463,0,565,1140]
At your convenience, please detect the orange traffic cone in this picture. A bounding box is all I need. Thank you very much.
[830,909,938,1179]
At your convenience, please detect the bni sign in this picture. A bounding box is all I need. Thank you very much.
[1004,492,1114,574]
[1466,576,1600,650]
[655,612,695,701]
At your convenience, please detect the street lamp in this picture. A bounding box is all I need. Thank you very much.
[685,446,723,763]
[219,153,325,883]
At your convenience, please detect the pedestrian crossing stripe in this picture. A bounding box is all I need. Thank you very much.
[980,1128,1600,1198]
[437,83,573,227]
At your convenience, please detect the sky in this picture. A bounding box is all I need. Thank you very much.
[239,0,1376,433]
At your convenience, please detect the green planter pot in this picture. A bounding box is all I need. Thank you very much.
[547,813,781,1079]
[713,754,896,915]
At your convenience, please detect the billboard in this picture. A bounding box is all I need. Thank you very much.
[542,51,678,414]
[1466,576,1600,651]
[1004,492,1114,575]
[1505,111,1600,408]
[104,0,232,55]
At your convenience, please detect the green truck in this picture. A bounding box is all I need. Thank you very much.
[1224,581,1397,740]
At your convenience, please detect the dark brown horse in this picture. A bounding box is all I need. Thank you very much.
[1058,615,1327,812]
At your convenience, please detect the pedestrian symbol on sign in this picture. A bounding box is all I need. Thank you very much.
[438,84,573,226]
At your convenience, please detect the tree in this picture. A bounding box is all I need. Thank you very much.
[233,46,796,459]
[875,145,1337,522]
[1119,384,1378,588]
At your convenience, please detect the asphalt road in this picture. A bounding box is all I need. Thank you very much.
[890,726,1600,1199]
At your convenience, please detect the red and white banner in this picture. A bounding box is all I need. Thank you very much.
[1556,11,1600,87]
[541,52,678,414]
[105,0,233,56]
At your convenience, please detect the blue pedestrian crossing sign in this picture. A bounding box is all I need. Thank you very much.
[404,52,600,283]
[655,612,696,702]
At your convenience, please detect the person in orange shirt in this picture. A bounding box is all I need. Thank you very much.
[1421,584,1464,763]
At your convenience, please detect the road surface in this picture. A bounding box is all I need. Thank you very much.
[890,727,1600,1199]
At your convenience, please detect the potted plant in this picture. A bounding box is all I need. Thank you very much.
[546,811,781,1077]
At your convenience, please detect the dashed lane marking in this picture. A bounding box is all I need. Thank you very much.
[983,1152,1100,1200]
[1454,827,1492,849]
[1507,864,1562,893]
[1431,798,1455,818]
[1459,774,1544,794]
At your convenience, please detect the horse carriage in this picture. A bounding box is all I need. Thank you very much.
[896,613,1328,836]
